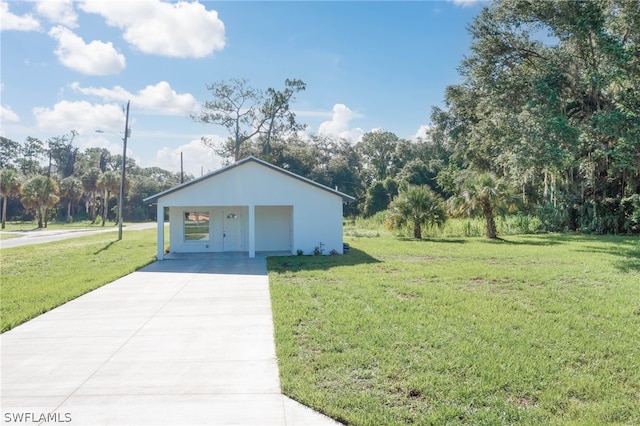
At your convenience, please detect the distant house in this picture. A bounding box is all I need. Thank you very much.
[143,156,355,260]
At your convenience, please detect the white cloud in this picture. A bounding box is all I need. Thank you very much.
[0,1,42,31]
[79,0,225,58]
[70,81,199,116]
[318,103,365,142]
[1,105,20,122]
[48,25,126,75]
[33,100,127,134]
[150,136,225,177]
[35,0,77,28]
[412,124,431,141]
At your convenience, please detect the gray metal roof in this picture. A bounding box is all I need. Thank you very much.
[143,156,356,204]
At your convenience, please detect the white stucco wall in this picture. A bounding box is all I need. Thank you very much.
[255,206,292,251]
[156,161,345,256]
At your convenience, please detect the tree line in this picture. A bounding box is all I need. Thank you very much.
[192,0,638,237]
[0,133,186,229]
[2,0,638,236]
[429,0,640,235]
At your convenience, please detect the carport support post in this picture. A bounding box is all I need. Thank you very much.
[248,204,255,258]
[157,204,165,260]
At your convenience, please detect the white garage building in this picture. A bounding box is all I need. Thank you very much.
[143,156,355,260]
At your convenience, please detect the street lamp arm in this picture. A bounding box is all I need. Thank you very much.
[95,129,126,141]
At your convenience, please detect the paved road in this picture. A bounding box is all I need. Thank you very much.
[0,253,339,425]
[0,222,158,249]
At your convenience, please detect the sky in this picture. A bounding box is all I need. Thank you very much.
[1,0,485,177]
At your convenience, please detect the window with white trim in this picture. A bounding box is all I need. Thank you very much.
[184,211,210,241]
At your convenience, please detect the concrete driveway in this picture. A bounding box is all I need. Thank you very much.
[0,253,339,425]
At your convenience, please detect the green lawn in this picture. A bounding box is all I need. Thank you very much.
[2,223,638,423]
[0,228,161,332]
[268,234,640,425]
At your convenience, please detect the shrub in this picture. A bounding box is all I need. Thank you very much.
[621,194,640,234]
[538,202,571,232]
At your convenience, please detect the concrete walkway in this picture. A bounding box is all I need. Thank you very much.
[1,253,339,425]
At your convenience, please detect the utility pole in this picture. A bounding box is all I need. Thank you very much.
[117,100,130,241]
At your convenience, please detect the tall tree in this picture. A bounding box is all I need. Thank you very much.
[47,131,78,178]
[193,78,306,162]
[0,136,21,169]
[82,168,101,224]
[193,78,265,162]
[363,181,391,217]
[356,131,401,183]
[397,159,435,188]
[21,176,59,228]
[97,171,119,226]
[77,148,112,175]
[325,138,366,215]
[260,78,307,155]
[431,0,640,233]
[18,137,46,177]
[0,168,22,229]
[59,176,84,223]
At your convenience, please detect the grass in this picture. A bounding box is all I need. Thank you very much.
[268,233,640,425]
[0,227,162,332]
[2,217,638,423]
[345,213,547,239]
[0,232,21,240]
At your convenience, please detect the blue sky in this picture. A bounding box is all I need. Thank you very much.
[1,0,484,177]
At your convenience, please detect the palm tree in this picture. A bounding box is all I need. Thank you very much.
[0,168,22,229]
[82,168,100,224]
[96,171,119,226]
[59,176,84,223]
[21,176,59,228]
[387,184,447,239]
[450,172,510,239]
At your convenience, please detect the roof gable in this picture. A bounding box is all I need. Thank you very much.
[143,156,355,204]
